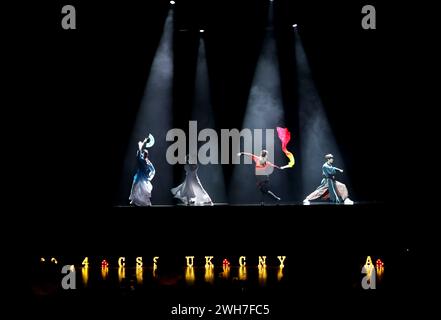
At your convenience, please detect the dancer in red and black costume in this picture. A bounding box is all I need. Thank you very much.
[237,150,284,205]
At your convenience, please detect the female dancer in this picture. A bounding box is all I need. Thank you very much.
[237,150,283,204]
[303,154,353,205]
[129,137,156,206]
[170,155,213,206]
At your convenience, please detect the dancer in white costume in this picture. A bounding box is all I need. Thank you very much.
[171,156,213,206]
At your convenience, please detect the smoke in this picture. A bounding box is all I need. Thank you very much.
[295,30,347,195]
[230,4,292,204]
[120,9,174,205]
[189,37,228,204]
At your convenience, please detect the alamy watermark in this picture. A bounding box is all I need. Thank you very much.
[61,265,76,289]
[165,121,277,175]
[361,5,376,30]
[61,5,76,30]
[61,4,376,31]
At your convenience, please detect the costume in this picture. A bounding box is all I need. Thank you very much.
[304,161,352,204]
[129,136,156,206]
[246,153,281,203]
[171,164,213,206]
[276,127,295,168]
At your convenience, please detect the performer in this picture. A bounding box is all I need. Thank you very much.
[237,150,283,205]
[129,137,156,206]
[303,154,353,205]
[170,155,213,206]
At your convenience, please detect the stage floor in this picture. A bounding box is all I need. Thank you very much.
[115,201,380,207]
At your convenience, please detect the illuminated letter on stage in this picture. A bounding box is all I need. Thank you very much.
[186,256,195,267]
[205,256,214,267]
[258,256,267,267]
[277,256,286,268]
[136,256,143,268]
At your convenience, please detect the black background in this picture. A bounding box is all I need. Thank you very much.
[26,0,427,317]
[28,0,410,205]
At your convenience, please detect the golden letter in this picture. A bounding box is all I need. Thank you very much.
[277,256,286,268]
[186,256,194,267]
[205,256,214,268]
[153,256,159,269]
[258,256,266,267]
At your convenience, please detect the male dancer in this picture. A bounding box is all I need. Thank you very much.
[303,154,353,205]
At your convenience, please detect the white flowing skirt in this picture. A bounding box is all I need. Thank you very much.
[129,180,153,206]
[171,175,213,206]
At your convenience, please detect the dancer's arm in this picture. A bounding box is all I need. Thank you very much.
[237,152,259,162]
[267,161,282,170]
[323,164,342,176]
[141,137,148,150]
[137,141,144,159]
[237,152,256,157]
[237,152,283,169]
[138,137,148,153]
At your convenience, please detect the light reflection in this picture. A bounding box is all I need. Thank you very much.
[258,265,267,286]
[376,266,384,278]
[221,265,231,280]
[82,267,89,286]
[153,264,158,278]
[185,266,195,284]
[239,266,247,280]
[101,266,109,280]
[136,266,143,284]
[118,266,126,283]
[277,267,284,281]
[205,266,214,283]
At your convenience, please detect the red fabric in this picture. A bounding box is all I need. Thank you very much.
[276,127,291,151]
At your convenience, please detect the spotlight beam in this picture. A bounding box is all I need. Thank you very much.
[230,3,292,204]
[120,9,175,205]
[294,30,348,196]
[190,37,227,204]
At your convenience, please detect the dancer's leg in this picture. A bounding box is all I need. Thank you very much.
[267,190,281,201]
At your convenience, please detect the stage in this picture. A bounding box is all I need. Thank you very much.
[27,0,425,318]
[116,201,380,207]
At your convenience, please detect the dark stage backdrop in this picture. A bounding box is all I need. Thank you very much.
[27,0,414,208]
[25,1,426,317]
